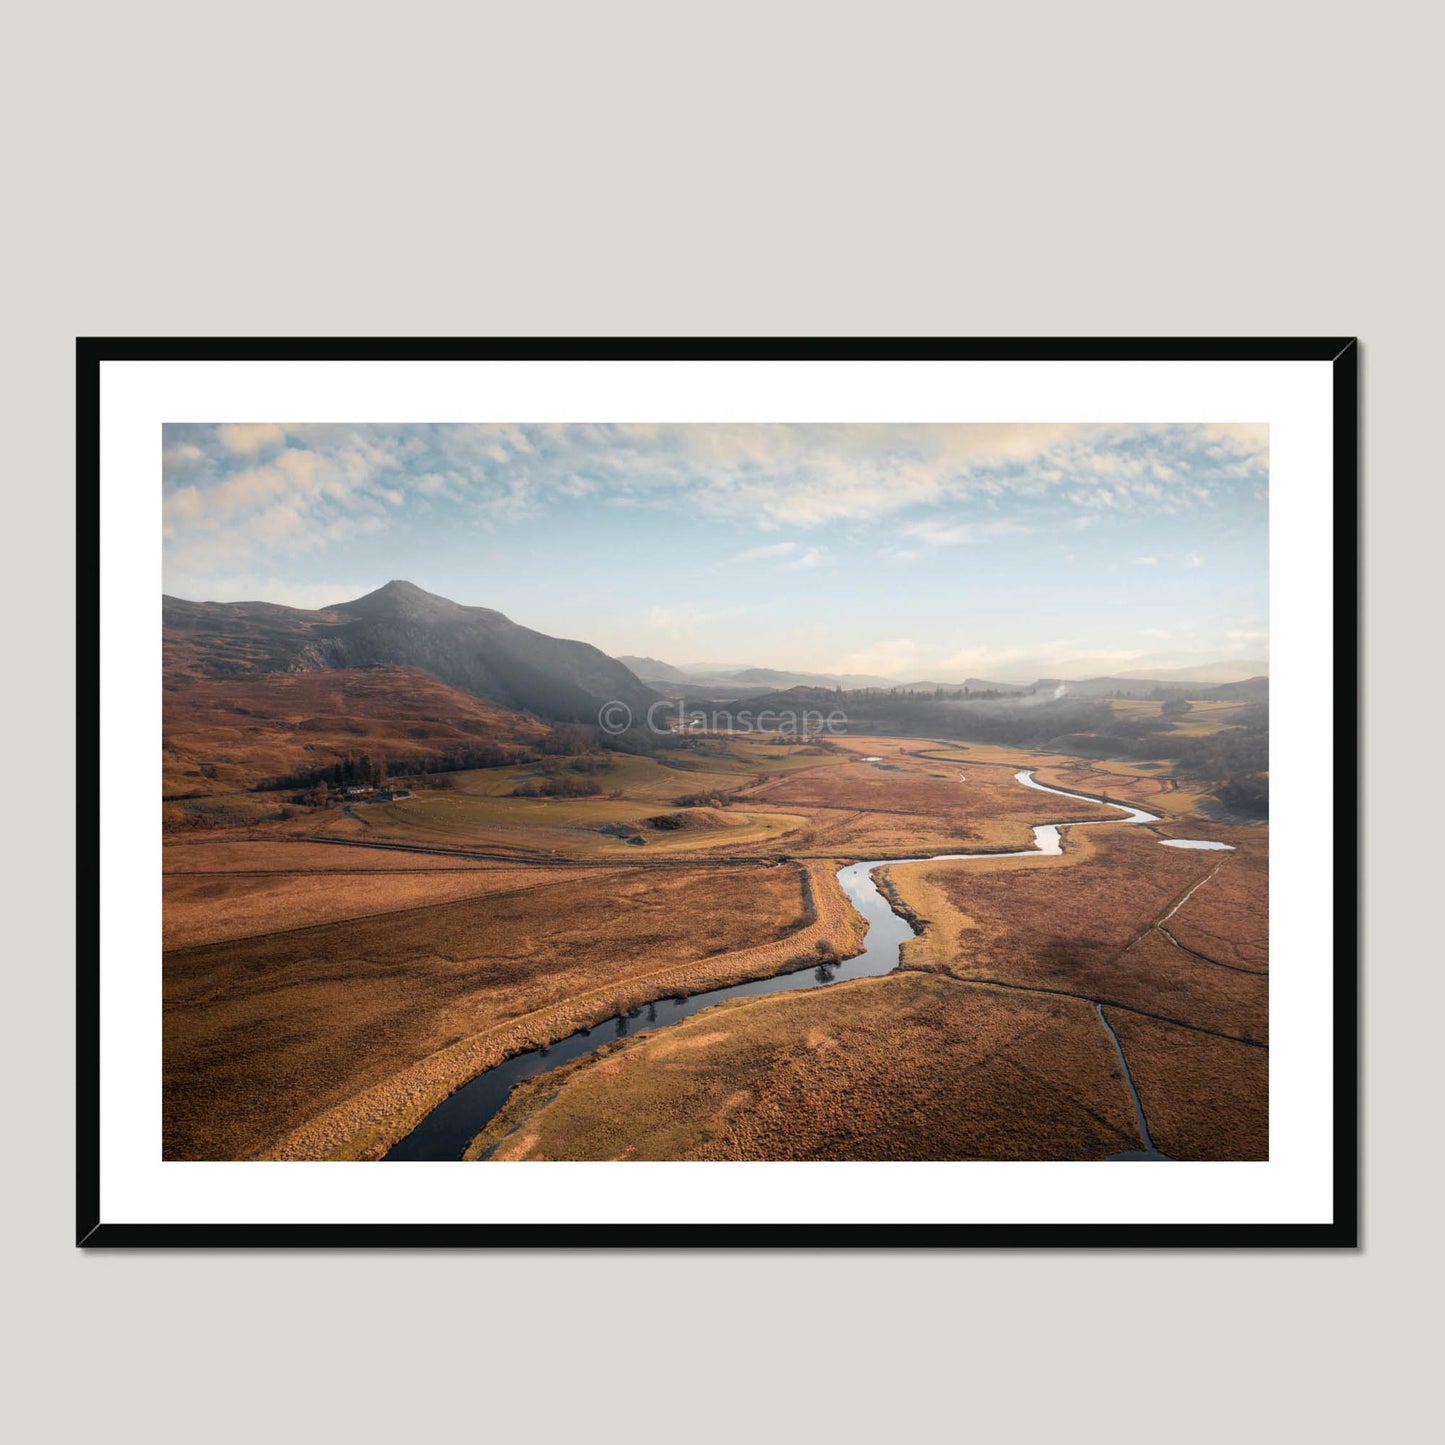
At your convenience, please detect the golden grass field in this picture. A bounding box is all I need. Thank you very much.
[162,837,500,872]
[887,822,1268,1045]
[161,688,1268,1162]
[163,860,579,950]
[165,860,836,1160]
[260,858,864,1160]
[352,787,811,859]
[744,741,1109,856]
[450,741,1269,1163]
[1108,697,1250,735]
[1104,1010,1267,1159]
[467,972,1142,1160]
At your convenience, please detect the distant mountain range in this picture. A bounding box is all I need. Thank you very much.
[164,580,657,723]
[620,657,904,691]
[1110,659,1268,684]
[623,653,1267,695]
[164,583,1267,731]
[715,673,1268,715]
[888,673,1267,701]
[616,655,688,683]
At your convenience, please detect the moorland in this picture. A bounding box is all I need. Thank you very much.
[163,581,1268,1162]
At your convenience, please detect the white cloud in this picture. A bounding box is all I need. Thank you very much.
[217,423,288,456]
[162,441,206,473]
[163,421,1268,605]
[937,644,1029,675]
[832,638,925,676]
[904,639,1150,682]
[898,518,1028,548]
[1223,628,1269,655]
[736,541,799,562]
[1202,422,1269,458]
[781,546,825,571]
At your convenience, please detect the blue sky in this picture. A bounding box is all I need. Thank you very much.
[162,422,1268,681]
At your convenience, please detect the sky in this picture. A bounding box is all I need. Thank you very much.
[162,422,1268,682]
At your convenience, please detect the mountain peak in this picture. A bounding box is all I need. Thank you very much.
[336,580,463,620]
[374,579,434,601]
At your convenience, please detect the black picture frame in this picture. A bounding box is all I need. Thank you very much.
[79,336,1359,1248]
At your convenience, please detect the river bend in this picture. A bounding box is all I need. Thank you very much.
[384,768,1160,1160]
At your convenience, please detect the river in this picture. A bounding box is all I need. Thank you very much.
[384,768,1163,1161]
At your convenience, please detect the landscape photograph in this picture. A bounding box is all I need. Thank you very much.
[161,421,1269,1164]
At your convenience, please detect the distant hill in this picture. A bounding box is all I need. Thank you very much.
[718,684,855,711]
[727,671,1268,716]
[164,580,658,724]
[1196,676,1269,703]
[1111,659,1268,684]
[617,655,687,683]
[622,654,1269,697]
[630,657,895,690]
[723,666,898,689]
[163,665,553,797]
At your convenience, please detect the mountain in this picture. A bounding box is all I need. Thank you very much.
[163,665,553,797]
[632,659,896,690]
[617,655,688,683]
[722,667,898,689]
[163,580,657,723]
[1196,676,1269,703]
[1111,659,1269,684]
[731,671,1268,714]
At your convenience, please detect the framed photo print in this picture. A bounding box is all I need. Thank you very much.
[81,338,1357,1246]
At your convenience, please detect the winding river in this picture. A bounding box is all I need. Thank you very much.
[384,768,1163,1161]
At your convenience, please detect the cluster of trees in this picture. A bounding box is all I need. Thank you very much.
[1054,702,1270,817]
[672,790,734,808]
[1217,775,1269,817]
[509,752,620,798]
[266,746,533,792]
[832,694,1120,747]
[1169,707,1269,817]
[511,775,604,798]
[311,753,389,789]
[899,686,1011,701]
[562,754,617,775]
[258,723,603,794]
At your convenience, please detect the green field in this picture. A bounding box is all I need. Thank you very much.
[351,739,840,857]
[1109,698,1249,734]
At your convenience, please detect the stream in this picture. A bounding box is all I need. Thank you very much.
[384,768,1163,1161]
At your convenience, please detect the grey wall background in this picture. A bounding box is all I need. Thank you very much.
[5,3,1431,1440]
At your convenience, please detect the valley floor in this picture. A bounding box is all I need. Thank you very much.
[162,732,1267,1161]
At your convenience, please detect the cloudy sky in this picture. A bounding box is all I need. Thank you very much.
[162,422,1268,681]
